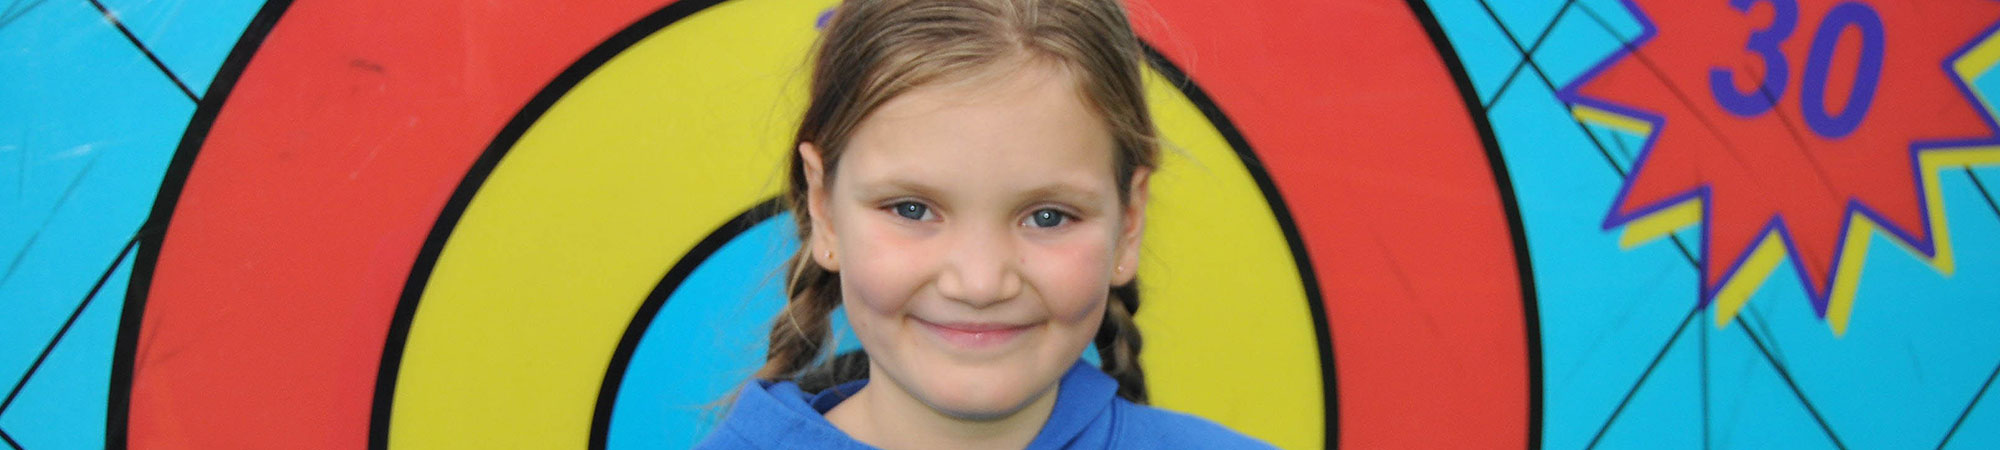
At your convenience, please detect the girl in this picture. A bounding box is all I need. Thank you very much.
[700,0,1272,448]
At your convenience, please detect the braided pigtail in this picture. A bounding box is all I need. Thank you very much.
[753,249,842,382]
[1095,281,1147,404]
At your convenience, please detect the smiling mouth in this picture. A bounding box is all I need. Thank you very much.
[914,318,1033,349]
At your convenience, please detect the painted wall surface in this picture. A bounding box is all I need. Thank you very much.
[2,0,1995,448]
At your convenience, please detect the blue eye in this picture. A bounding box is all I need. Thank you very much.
[1026,209,1068,228]
[892,202,930,221]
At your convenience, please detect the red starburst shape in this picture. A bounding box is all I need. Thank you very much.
[1561,0,2000,318]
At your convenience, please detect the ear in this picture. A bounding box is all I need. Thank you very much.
[801,142,840,272]
[1112,167,1150,286]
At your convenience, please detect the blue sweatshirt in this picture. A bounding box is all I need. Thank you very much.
[696,360,1276,449]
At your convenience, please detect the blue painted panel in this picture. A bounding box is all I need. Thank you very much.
[0,0,189,403]
[1703,310,1841,449]
[1429,0,1533,99]
[1484,52,1702,450]
[607,213,862,450]
[1429,0,1642,103]
[1941,370,2000,449]
[0,249,131,450]
[1592,320,1704,449]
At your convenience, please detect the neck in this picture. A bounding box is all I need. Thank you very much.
[825,365,1059,450]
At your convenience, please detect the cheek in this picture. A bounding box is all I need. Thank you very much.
[1023,231,1118,324]
[836,217,933,316]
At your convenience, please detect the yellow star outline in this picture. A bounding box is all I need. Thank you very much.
[1573,31,2000,335]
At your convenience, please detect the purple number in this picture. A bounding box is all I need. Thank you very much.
[1800,2,1884,139]
[1709,0,1798,118]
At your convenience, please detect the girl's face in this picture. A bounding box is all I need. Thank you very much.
[802,62,1147,421]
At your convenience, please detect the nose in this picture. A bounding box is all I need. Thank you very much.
[936,223,1023,308]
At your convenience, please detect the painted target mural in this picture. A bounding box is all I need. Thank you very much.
[2,0,1997,449]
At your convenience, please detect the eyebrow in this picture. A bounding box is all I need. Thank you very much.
[852,177,945,200]
[852,176,1111,207]
[1016,181,1110,205]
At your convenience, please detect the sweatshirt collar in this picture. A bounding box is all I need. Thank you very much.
[1024,360,1119,448]
[730,359,1117,449]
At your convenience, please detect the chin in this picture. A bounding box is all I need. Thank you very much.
[910,360,1059,421]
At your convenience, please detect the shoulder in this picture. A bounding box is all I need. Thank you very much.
[693,382,782,450]
[694,380,875,450]
[1109,401,1278,450]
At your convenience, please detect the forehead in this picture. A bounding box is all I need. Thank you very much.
[837,62,1119,192]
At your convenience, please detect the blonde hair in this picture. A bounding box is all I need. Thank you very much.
[759,0,1157,404]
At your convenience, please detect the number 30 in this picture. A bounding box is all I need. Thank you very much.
[1708,0,1885,139]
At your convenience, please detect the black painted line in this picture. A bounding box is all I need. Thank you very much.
[589,199,781,450]
[1603,109,1636,165]
[0,0,19,27]
[1140,44,1343,449]
[1481,0,1580,110]
[369,1,730,448]
[1736,312,1847,449]
[1479,0,1714,276]
[1583,306,1698,449]
[1751,306,1788,363]
[1466,0,1631,193]
[0,0,50,32]
[0,234,136,450]
[1408,1,1546,447]
[1966,168,2000,226]
[107,1,294,448]
[0,235,137,417]
[1936,360,2000,449]
[84,0,198,103]
[1572,2,1759,179]
[1535,0,1708,324]
[1919,158,2000,431]
[0,155,98,289]
[0,426,19,450]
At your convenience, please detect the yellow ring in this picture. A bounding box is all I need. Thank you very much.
[387,1,818,447]
[388,0,1324,447]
